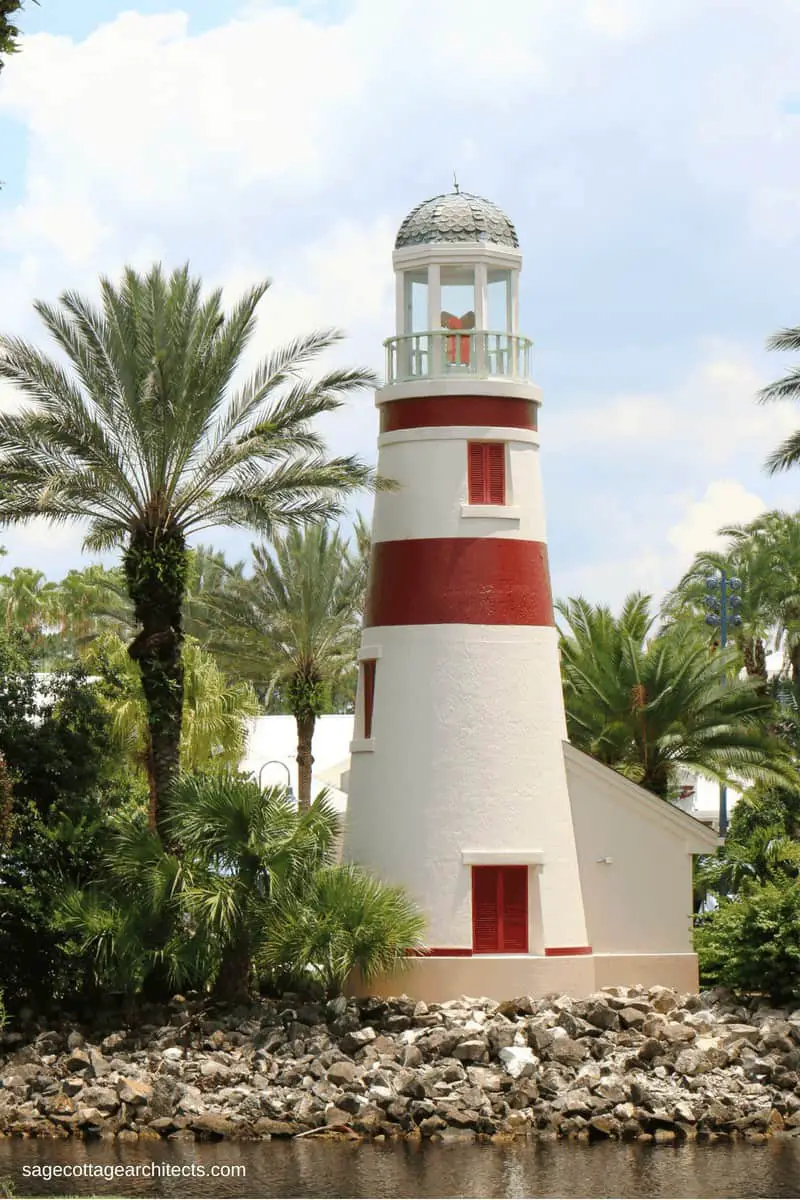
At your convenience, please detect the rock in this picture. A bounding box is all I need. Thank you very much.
[589,1115,621,1138]
[117,1078,153,1105]
[65,1048,91,1073]
[419,1114,447,1136]
[191,1113,238,1138]
[403,1044,423,1069]
[395,1069,426,1100]
[585,1003,620,1033]
[649,987,679,1015]
[637,1038,663,1063]
[88,1049,110,1078]
[486,1020,517,1053]
[466,1066,505,1092]
[340,1028,377,1054]
[78,1086,119,1114]
[66,1031,85,1050]
[550,1037,586,1066]
[618,1007,647,1030]
[497,997,535,1018]
[326,1060,356,1086]
[498,1046,536,1079]
[662,1022,696,1044]
[453,1039,487,1062]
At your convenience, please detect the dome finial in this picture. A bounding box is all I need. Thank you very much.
[453,170,460,194]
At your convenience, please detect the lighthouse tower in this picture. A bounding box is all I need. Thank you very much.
[344,189,594,1000]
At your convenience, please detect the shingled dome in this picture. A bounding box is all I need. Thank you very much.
[395,190,519,250]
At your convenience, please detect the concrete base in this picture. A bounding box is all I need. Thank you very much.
[349,953,699,1003]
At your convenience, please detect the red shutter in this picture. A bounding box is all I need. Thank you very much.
[362,660,376,739]
[472,866,500,952]
[499,866,528,952]
[467,442,505,505]
[487,443,505,505]
[468,443,485,505]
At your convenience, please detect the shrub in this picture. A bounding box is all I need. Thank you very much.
[260,864,426,997]
[695,876,800,1002]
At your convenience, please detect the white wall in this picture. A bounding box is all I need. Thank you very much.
[565,750,705,955]
[372,431,545,543]
[344,624,588,950]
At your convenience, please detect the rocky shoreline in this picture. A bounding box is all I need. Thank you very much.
[2,986,800,1145]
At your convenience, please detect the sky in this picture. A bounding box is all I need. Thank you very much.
[2,0,800,609]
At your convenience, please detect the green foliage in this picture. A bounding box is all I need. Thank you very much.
[260,864,426,997]
[84,631,259,776]
[0,638,141,1005]
[557,591,797,800]
[0,1,37,60]
[56,772,423,1003]
[695,878,800,1002]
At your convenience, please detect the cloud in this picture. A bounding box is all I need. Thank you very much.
[3,0,800,609]
[666,480,767,560]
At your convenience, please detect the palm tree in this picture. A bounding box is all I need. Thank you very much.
[663,543,773,684]
[85,631,260,805]
[0,566,60,635]
[200,524,363,809]
[261,864,426,997]
[758,325,800,475]
[557,592,797,801]
[166,775,340,1001]
[49,564,135,662]
[0,264,376,839]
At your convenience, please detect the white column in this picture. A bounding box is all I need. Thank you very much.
[510,269,520,379]
[428,262,442,378]
[395,270,408,381]
[474,262,487,377]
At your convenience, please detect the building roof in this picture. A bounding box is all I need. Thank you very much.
[395,190,519,250]
[563,742,721,853]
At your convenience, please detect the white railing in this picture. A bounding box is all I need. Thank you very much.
[385,331,534,384]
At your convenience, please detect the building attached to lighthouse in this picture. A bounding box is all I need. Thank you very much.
[342,190,718,1002]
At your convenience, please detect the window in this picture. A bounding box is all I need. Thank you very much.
[468,442,505,505]
[471,865,528,953]
[362,659,377,739]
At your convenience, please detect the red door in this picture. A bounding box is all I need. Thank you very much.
[471,865,528,953]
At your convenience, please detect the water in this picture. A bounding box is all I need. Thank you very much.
[1,1139,799,1198]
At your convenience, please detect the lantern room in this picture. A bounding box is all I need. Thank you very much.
[387,189,532,385]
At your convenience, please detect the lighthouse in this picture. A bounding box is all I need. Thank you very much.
[341,186,595,999]
[342,189,717,1001]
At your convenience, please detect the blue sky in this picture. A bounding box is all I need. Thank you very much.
[2,0,800,607]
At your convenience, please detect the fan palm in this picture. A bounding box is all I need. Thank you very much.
[165,774,341,1001]
[0,263,376,839]
[199,524,363,809]
[557,592,797,801]
[261,864,426,997]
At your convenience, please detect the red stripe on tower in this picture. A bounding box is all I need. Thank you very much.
[364,538,554,627]
[381,395,537,433]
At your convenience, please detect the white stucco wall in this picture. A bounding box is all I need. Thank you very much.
[372,431,546,542]
[344,624,589,951]
[564,746,719,955]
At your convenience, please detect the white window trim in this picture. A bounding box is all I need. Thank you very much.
[460,503,521,521]
[462,850,545,865]
[350,738,375,754]
[357,645,382,662]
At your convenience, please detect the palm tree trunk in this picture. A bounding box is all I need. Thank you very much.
[213,933,252,1003]
[296,712,316,812]
[123,527,188,845]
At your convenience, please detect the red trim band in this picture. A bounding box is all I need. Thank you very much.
[381,395,537,433]
[365,538,554,627]
[407,948,473,958]
[544,946,593,957]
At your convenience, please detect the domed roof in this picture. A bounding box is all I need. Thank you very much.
[395,190,519,250]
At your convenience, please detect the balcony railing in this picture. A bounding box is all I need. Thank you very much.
[385,331,534,385]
